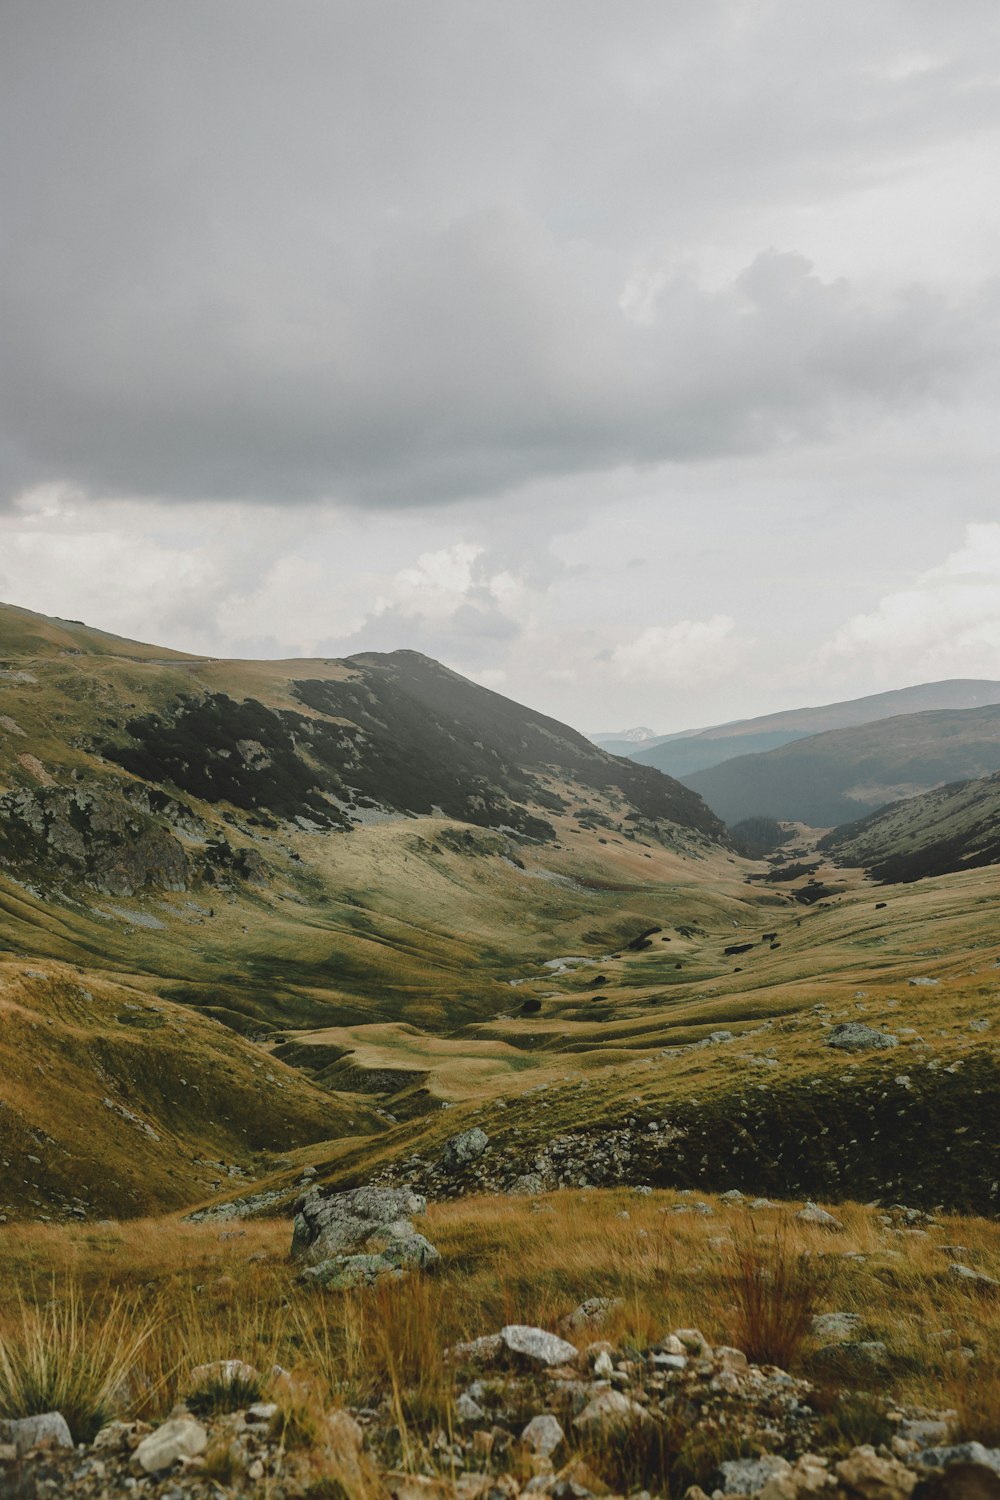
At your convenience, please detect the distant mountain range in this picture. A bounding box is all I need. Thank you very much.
[682,702,1000,827]
[594,680,1000,779]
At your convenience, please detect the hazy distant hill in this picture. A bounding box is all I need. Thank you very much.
[629,680,1000,778]
[821,770,1000,883]
[682,703,1000,827]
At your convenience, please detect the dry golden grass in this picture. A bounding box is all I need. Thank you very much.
[1,1187,997,1451]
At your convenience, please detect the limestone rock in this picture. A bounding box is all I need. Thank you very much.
[796,1202,844,1230]
[947,1264,999,1292]
[521,1413,565,1457]
[573,1388,649,1432]
[826,1023,899,1052]
[133,1417,208,1473]
[919,1448,1000,1477]
[836,1445,918,1500]
[443,1128,489,1170]
[718,1455,792,1494]
[500,1324,578,1368]
[0,1412,73,1455]
[291,1184,430,1264]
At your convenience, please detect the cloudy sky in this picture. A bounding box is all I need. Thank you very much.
[2,1,1000,733]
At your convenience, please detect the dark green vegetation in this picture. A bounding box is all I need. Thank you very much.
[821,769,1000,883]
[728,816,792,859]
[684,703,1000,826]
[295,651,725,838]
[629,678,1000,778]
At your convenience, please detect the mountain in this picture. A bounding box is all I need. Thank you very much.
[0,599,729,1213]
[588,725,666,757]
[682,702,1000,827]
[820,769,1000,883]
[629,679,1000,778]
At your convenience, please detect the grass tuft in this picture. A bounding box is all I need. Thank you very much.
[0,1283,154,1442]
[723,1221,836,1370]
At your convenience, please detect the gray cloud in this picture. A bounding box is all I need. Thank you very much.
[2,1,999,509]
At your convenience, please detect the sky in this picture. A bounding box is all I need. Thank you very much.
[2,1,1000,734]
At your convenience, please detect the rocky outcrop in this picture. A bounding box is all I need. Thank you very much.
[0,783,190,896]
[291,1184,440,1286]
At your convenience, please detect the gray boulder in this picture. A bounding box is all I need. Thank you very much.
[134,1417,208,1474]
[826,1023,898,1051]
[948,1263,999,1291]
[717,1456,792,1494]
[442,1127,489,1170]
[919,1445,1000,1475]
[796,1202,844,1230]
[291,1184,429,1264]
[500,1324,578,1368]
[0,1412,73,1455]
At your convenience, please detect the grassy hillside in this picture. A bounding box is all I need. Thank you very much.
[821,769,1000,883]
[631,679,1000,778]
[2,599,1000,1227]
[682,703,1000,826]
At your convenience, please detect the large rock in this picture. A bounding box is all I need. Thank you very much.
[442,1128,489,1170]
[499,1324,578,1368]
[836,1445,917,1500]
[826,1023,898,1052]
[0,1412,73,1455]
[919,1448,1000,1477]
[291,1184,429,1264]
[573,1389,650,1433]
[796,1202,844,1230]
[521,1413,566,1457]
[718,1456,792,1494]
[133,1417,208,1474]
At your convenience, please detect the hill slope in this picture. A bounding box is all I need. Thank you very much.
[682,702,1000,826]
[629,679,1000,778]
[820,769,1000,883]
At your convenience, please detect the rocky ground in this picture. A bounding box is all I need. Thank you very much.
[2,1317,996,1500]
[3,1181,1000,1500]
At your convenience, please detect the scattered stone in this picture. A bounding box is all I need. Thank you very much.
[909,978,940,987]
[133,1417,208,1473]
[443,1128,489,1170]
[827,1024,899,1052]
[521,1414,565,1457]
[0,1412,73,1455]
[919,1447,1000,1476]
[572,1388,649,1433]
[718,1455,792,1494]
[796,1202,844,1230]
[836,1445,917,1500]
[500,1324,578,1368]
[291,1184,430,1263]
[812,1311,862,1341]
[948,1264,999,1292]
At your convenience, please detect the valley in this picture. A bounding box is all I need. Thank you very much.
[1,601,998,1499]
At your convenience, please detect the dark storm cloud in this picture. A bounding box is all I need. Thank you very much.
[1,1,999,508]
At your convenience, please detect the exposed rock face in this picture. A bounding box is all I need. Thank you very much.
[0,783,191,896]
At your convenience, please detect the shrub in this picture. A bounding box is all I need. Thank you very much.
[723,1223,836,1370]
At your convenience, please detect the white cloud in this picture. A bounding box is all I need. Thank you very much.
[611,615,748,686]
[822,522,1000,679]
